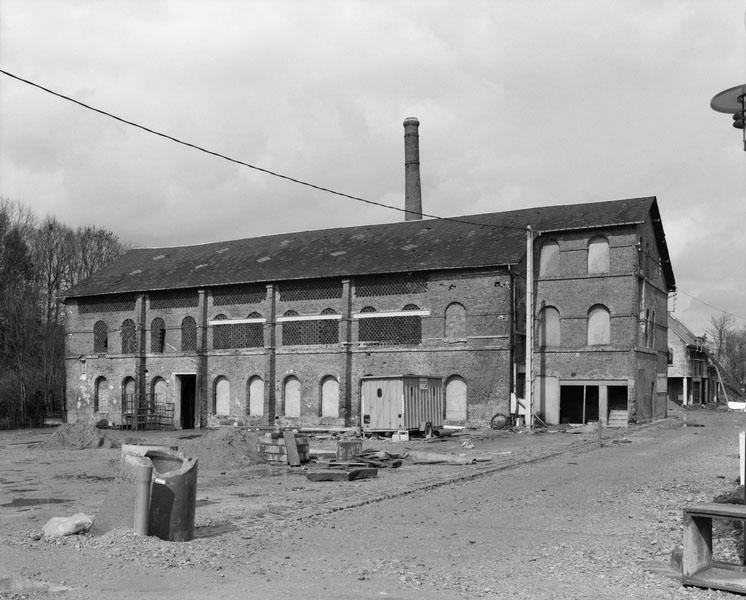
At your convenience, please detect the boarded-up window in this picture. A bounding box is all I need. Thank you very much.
[152,377,168,405]
[247,376,264,416]
[151,318,166,353]
[537,307,561,347]
[588,237,610,274]
[445,303,466,339]
[121,319,136,354]
[321,376,340,418]
[284,376,301,417]
[587,305,610,345]
[94,377,109,413]
[181,317,197,351]
[539,241,559,276]
[94,321,108,353]
[445,377,467,422]
[214,376,230,416]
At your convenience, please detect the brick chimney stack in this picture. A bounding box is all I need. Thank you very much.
[403,117,422,221]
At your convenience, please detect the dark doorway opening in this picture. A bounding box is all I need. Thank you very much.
[608,386,628,411]
[178,375,196,429]
[560,386,584,423]
[560,385,600,424]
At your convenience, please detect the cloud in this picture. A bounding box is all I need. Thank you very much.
[1,0,744,331]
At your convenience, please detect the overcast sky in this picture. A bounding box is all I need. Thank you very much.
[1,1,744,335]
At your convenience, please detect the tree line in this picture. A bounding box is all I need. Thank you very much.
[0,198,127,427]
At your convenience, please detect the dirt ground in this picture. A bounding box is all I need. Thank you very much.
[1,405,746,599]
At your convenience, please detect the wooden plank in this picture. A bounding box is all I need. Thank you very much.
[283,431,301,466]
[685,503,746,520]
[306,467,378,482]
[683,565,746,594]
[307,470,353,482]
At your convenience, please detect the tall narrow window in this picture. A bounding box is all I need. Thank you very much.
[214,376,230,415]
[539,241,560,276]
[93,321,108,353]
[320,376,340,418]
[181,316,197,351]
[284,376,301,417]
[587,237,610,274]
[537,306,561,347]
[445,303,466,339]
[247,376,264,416]
[151,318,166,353]
[213,314,230,349]
[121,319,136,354]
[587,305,610,345]
[94,376,109,412]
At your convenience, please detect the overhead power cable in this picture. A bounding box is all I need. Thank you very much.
[676,288,746,322]
[0,68,527,233]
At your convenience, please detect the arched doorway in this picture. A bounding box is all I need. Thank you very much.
[247,376,264,416]
[321,376,339,418]
[215,376,230,416]
[445,376,467,422]
[284,376,301,418]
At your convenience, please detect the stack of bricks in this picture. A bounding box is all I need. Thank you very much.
[258,432,310,465]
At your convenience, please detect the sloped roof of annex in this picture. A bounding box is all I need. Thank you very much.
[64,196,675,300]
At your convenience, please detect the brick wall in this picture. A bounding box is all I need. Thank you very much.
[65,266,516,428]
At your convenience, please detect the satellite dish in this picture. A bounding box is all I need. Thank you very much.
[711,84,746,114]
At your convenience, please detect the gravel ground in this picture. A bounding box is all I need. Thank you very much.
[1,405,746,599]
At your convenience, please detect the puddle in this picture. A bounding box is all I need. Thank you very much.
[0,576,70,593]
[1,498,71,508]
[8,488,38,493]
[193,522,238,539]
[177,434,202,440]
[234,492,263,498]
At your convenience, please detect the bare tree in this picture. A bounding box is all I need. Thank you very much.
[707,313,735,362]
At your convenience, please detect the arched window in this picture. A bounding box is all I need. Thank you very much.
[121,319,136,354]
[213,314,229,349]
[151,318,165,353]
[93,321,108,353]
[651,310,656,347]
[319,308,339,345]
[445,303,466,339]
[122,377,136,414]
[539,241,560,276]
[214,376,230,416]
[242,312,264,348]
[247,376,264,416]
[587,305,611,345]
[537,306,561,347]
[284,376,301,417]
[320,376,339,418]
[151,377,168,407]
[588,237,610,275]
[644,308,650,347]
[281,310,301,346]
[181,316,197,351]
[445,376,467,422]
[94,376,109,413]
[400,304,423,344]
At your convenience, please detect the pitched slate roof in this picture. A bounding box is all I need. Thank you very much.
[668,315,703,348]
[64,196,675,299]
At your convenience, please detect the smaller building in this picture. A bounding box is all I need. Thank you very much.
[667,316,712,405]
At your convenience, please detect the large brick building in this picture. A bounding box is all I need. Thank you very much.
[63,195,675,430]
